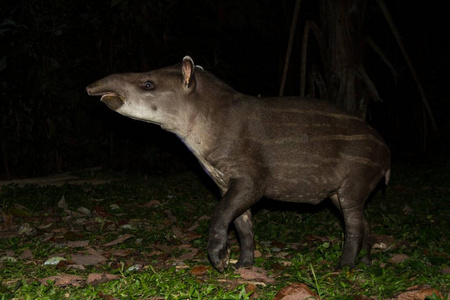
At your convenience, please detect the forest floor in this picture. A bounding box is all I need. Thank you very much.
[0,162,449,299]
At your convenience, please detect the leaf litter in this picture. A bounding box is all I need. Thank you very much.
[1,169,449,298]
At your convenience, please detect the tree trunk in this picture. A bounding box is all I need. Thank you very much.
[319,0,379,119]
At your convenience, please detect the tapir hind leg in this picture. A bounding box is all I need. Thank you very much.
[330,190,370,268]
[233,209,255,268]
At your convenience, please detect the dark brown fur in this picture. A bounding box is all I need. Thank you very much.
[87,57,391,272]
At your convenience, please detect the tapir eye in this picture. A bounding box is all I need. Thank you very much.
[142,81,154,90]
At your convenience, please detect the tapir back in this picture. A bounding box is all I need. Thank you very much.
[211,96,391,204]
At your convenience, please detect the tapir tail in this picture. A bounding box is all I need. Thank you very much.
[385,168,391,186]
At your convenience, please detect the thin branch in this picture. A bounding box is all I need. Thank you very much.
[376,0,438,131]
[366,37,399,81]
[279,0,302,96]
[300,20,324,97]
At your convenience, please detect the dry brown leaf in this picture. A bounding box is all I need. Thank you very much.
[273,283,318,300]
[71,254,106,266]
[138,200,161,208]
[67,264,86,270]
[245,283,258,299]
[1,213,14,230]
[191,265,209,276]
[164,210,177,223]
[389,254,409,264]
[254,249,262,258]
[103,234,134,247]
[396,284,443,300]
[40,274,84,287]
[176,246,199,261]
[235,266,276,284]
[440,267,450,275]
[67,240,89,248]
[86,273,120,286]
[19,249,34,260]
[107,248,133,257]
[187,215,210,231]
[87,247,105,257]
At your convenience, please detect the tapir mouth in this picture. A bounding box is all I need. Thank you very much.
[99,93,125,111]
[86,79,126,111]
[86,86,125,111]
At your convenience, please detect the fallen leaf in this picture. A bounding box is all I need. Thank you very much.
[67,264,86,270]
[273,283,318,300]
[19,249,34,260]
[108,249,133,257]
[397,284,443,300]
[389,254,409,264]
[67,240,89,248]
[126,264,144,272]
[40,274,84,287]
[245,283,258,299]
[0,256,17,263]
[77,207,91,216]
[58,195,69,210]
[235,266,276,284]
[171,226,184,238]
[18,223,34,235]
[254,249,262,258]
[103,234,134,247]
[0,213,14,230]
[43,256,67,266]
[71,254,106,266]
[87,247,105,257]
[402,204,413,215]
[191,265,208,276]
[371,234,395,246]
[187,215,210,231]
[164,210,177,223]
[138,200,161,208]
[176,246,199,261]
[441,267,450,275]
[109,204,120,210]
[86,273,119,286]
[372,242,388,250]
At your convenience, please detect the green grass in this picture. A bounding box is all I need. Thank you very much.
[1,163,449,299]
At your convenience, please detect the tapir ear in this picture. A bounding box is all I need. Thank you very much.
[182,56,196,91]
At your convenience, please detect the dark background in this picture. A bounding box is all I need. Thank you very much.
[1,0,449,179]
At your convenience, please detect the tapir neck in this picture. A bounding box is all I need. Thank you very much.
[173,78,238,162]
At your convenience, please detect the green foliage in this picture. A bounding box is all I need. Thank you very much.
[1,163,449,298]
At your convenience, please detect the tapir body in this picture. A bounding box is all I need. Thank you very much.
[87,56,391,272]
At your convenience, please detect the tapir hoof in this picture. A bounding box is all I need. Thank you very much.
[334,259,356,271]
[208,246,230,273]
[234,256,254,269]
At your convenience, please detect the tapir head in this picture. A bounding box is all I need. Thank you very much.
[86,56,198,132]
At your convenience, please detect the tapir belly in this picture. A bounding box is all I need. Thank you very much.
[261,145,388,204]
[264,162,343,204]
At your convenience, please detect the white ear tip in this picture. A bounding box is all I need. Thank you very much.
[182,56,194,65]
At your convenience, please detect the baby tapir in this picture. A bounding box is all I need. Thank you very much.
[86,56,391,272]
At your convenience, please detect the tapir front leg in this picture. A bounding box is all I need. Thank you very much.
[208,178,263,272]
[233,209,255,268]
